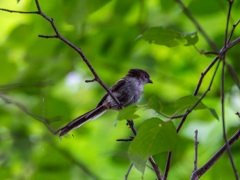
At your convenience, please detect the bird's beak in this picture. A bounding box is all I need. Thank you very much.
[148,79,153,84]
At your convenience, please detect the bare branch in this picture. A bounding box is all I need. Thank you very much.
[164,58,221,179]
[125,164,133,180]
[191,129,240,180]
[85,78,97,83]
[48,138,100,180]
[223,36,240,53]
[0,8,39,14]
[221,0,239,178]
[0,92,56,134]
[227,19,240,43]
[221,53,239,179]
[0,81,53,92]
[194,130,199,171]
[175,0,219,52]
[224,0,234,47]
[194,57,220,96]
[116,136,134,142]
[0,1,123,109]
[193,45,219,56]
[163,152,172,180]
[38,35,58,38]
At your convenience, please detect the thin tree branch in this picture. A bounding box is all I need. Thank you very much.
[191,129,240,180]
[221,53,239,179]
[194,130,199,171]
[116,136,134,142]
[222,36,240,53]
[127,120,163,180]
[166,1,240,178]
[0,81,53,92]
[227,19,240,43]
[193,57,219,96]
[125,163,133,180]
[0,1,123,109]
[224,0,233,47]
[163,152,172,180]
[48,139,100,180]
[164,58,221,179]
[0,92,56,134]
[0,8,39,14]
[193,45,219,56]
[221,0,239,178]
[38,35,58,38]
[85,78,97,83]
[175,0,219,52]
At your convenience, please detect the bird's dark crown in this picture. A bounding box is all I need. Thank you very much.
[126,69,150,79]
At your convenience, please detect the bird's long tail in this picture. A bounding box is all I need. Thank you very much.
[55,105,108,138]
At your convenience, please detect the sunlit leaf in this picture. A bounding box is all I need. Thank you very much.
[128,118,178,173]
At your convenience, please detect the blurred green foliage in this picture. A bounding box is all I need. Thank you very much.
[0,0,240,179]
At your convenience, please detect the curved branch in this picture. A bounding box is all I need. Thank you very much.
[175,0,219,51]
[0,0,123,109]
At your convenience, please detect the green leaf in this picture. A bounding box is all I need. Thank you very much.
[183,31,199,46]
[128,118,178,173]
[116,105,139,121]
[226,63,240,89]
[147,95,161,114]
[141,27,198,47]
[175,95,219,120]
[208,108,219,120]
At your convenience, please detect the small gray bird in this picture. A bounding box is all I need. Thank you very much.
[56,69,153,138]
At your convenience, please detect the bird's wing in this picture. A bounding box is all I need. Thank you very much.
[96,79,126,108]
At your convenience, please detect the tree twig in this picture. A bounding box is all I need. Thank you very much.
[164,58,221,179]
[221,0,239,178]
[0,0,123,110]
[48,138,100,180]
[0,92,56,134]
[175,0,219,52]
[227,19,240,43]
[193,57,219,96]
[190,129,240,180]
[125,163,133,180]
[116,136,134,142]
[194,130,199,171]
[0,8,38,14]
[193,45,219,56]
